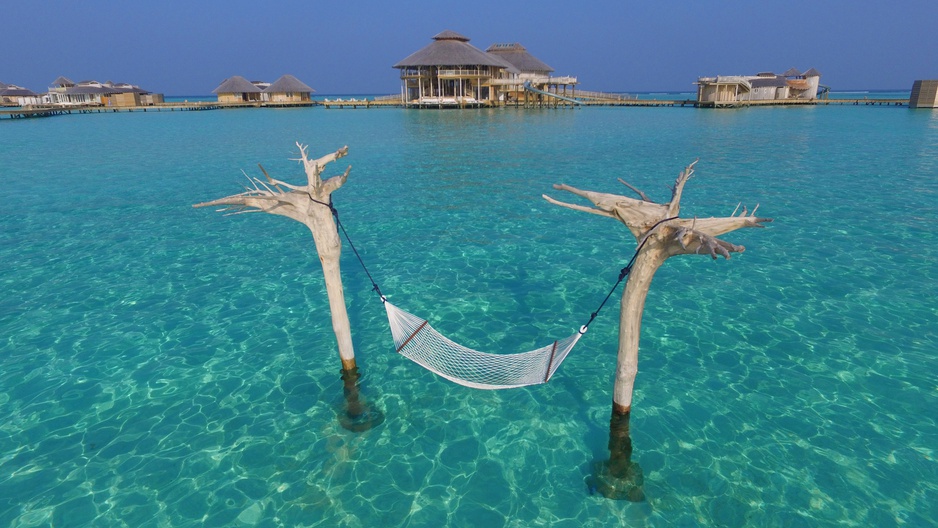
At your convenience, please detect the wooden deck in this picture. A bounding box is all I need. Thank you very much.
[1,97,911,119]
[0,101,317,119]
[321,99,402,109]
[697,98,909,108]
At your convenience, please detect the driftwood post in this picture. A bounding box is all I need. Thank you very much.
[543,160,771,499]
[194,144,383,431]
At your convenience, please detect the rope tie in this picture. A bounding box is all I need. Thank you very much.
[312,195,677,336]
[310,196,385,302]
[579,216,678,332]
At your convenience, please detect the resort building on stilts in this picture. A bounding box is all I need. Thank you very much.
[212,75,315,104]
[695,68,823,107]
[393,30,578,108]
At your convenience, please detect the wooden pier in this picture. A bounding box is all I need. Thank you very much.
[1,97,911,119]
[321,98,402,109]
[697,98,909,108]
[0,101,317,120]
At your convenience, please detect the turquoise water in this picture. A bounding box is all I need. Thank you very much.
[1,104,936,527]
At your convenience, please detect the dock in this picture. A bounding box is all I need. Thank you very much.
[321,98,402,109]
[0,101,317,119]
[696,98,909,108]
[1,97,911,120]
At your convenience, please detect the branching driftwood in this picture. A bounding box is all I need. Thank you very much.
[543,160,772,414]
[193,144,358,371]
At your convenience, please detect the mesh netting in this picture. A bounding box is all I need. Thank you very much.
[384,301,583,390]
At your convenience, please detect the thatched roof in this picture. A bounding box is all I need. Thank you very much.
[0,81,7,90]
[394,30,508,68]
[213,75,262,94]
[782,67,802,78]
[264,74,314,94]
[486,43,554,74]
[803,67,821,77]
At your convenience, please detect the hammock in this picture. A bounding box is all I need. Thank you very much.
[384,301,585,390]
[321,197,670,391]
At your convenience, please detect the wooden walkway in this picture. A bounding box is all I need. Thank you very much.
[2,97,911,119]
[321,99,402,109]
[323,97,910,109]
[0,101,317,120]
[697,98,909,108]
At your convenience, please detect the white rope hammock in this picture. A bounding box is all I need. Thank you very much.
[384,301,585,390]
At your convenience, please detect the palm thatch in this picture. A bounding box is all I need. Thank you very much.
[212,76,262,94]
[264,74,314,94]
[394,30,507,68]
[486,43,554,74]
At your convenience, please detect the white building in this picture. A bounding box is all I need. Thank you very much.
[47,77,155,106]
[0,82,42,106]
[696,68,822,105]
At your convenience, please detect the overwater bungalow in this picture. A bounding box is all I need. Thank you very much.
[263,75,315,102]
[47,77,162,106]
[393,30,577,108]
[485,42,577,104]
[0,82,41,106]
[212,76,263,103]
[696,68,822,105]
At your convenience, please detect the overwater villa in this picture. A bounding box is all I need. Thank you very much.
[0,82,41,106]
[393,30,578,108]
[47,77,163,106]
[696,68,822,106]
[212,75,314,103]
[213,76,262,103]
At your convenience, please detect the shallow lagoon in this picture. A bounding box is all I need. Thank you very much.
[1,104,936,526]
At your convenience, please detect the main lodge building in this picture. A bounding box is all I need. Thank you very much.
[393,30,577,108]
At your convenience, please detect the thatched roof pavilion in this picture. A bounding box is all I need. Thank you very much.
[485,43,554,76]
[394,30,510,69]
[393,30,518,107]
[264,74,315,102]
[393,30,577,108]
[212,76,263,103]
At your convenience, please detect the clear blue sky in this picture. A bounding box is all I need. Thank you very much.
[3,0,935,95]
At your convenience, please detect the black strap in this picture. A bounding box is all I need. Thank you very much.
[311,195,677,331]
[579,216,678,333]
[310,196,385,302]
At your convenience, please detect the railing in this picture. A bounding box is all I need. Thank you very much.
[373,94,402,102]
[437,69,492,77]
[575,90,637,101]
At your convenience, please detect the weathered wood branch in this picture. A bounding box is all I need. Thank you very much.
[666,158,697,218]
[543,160,772,417]
[194,144,357,371]
[617,178,652,202]
[541,193,617,219]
